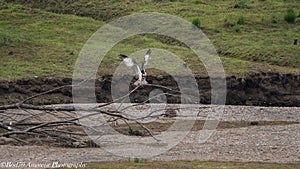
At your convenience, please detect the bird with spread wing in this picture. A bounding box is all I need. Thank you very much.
[119,49,151,86]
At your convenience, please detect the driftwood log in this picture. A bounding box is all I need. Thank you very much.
[0,81,184,147]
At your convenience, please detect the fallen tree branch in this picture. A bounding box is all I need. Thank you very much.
[0,78,189,147]
[0,103,76,111]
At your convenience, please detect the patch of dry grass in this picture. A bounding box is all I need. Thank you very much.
[65,160,300,169]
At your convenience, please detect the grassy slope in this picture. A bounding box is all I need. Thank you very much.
[0,0,300,80]
[0,2,104,80]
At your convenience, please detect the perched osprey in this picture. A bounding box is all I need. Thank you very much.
[119,49,151,86]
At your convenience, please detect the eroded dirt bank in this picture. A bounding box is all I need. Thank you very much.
[0,72,299,106]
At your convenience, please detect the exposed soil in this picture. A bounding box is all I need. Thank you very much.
[0,72,299,106]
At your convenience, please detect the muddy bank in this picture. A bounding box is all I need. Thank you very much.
[0,72,299,106]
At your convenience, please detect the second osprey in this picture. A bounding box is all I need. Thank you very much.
[119,49,151,86]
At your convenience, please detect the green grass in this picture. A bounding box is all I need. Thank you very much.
[58,160,300,169]
[0,2,103,80]
[1,0,300,80]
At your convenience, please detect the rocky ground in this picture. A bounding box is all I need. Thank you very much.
[0,105,299,169]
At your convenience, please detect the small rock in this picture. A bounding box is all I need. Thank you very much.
[250,121,259,126]
[157,75,164,81]
[182,62,188,69]
[224,21,234,28]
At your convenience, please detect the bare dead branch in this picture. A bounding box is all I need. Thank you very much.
[0,103,76,111]
[0,78,189,147]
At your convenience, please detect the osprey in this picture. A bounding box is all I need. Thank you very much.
[119,49,151,86]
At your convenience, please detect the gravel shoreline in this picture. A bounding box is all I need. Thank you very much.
[0,105,299,168]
